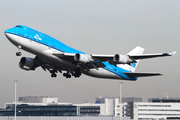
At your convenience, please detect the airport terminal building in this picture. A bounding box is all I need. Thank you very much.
[129,102,180,119]
[0,96,119,117]
[0,96,180,119]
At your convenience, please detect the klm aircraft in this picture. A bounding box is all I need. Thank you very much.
[4,25,176,80]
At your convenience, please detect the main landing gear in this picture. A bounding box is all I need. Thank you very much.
[47,67,82,79]
[62,71,81,78]
[74,71,81,78]
[61,68,81,79]
[63,73,71,78]
[74,68,81,78]
[62,68,81,79]
[50,70,57,78]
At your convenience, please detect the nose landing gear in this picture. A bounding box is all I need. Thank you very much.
[16,45,22,56]
[16,52,21,56]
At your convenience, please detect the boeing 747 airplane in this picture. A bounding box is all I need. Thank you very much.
[5,25,176,80]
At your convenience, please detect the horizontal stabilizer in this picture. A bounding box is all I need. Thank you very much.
[123,72,162,77]
[129,51,177,60]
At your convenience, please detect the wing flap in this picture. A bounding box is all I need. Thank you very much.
[87,62,106,68]
[91,54,114,61]
[123,72,162,77]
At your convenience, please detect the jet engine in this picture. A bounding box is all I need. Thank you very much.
[74,53,92,63]
[113,54,130,64]
[19,57,35,71]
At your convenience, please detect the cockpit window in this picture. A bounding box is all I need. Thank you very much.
[15,25,22,28]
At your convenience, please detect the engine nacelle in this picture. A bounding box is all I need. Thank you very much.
[113,54,129,64]
[19,57,35,71]
[74,53,92,63]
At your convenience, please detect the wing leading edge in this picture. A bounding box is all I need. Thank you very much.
[52,47,176,70]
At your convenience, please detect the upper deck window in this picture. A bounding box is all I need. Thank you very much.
[15,25,22,28]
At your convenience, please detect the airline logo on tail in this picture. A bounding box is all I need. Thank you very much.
[131,63,136,68]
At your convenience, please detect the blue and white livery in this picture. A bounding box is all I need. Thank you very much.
[4,25,177,80]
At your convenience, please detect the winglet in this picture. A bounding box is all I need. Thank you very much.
[168,51,177,56]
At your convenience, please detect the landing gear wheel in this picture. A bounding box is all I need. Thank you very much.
[63,73,66,77]
[51,73,57,78]
[16,52,21,56]
[74,68,81,78]
[50,70,53,73]
[50,69,58,78]
[63,73,71,78]
[74,72,81,78]
[54,74,57,77]
[67,74,71,78]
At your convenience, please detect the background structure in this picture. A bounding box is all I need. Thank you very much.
[0,0,179,107]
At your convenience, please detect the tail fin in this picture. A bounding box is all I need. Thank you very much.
[127,46,144,72]
[127,46,144,55]
[117,46,144,72]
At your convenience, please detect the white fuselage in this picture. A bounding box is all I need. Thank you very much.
[5,33,122,80]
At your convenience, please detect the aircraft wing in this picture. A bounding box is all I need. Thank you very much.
[88,51,177,61]
[52,51,176,66]
[128,51,177,60]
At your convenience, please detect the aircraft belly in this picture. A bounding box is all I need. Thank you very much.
[83,68,122,79]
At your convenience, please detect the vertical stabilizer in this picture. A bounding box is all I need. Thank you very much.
[117,46,144,72]
[127,46,144,55]
[127,46,144,72]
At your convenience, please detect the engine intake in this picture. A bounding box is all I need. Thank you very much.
[19,57,35,71]
[113,54,129,64]
[74,53,92,63]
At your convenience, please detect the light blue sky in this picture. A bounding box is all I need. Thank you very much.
[0,0,179,107]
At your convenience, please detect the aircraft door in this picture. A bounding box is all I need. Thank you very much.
[48,42,52,49]
[29,35,33,42]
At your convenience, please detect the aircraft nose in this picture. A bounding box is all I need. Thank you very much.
[4,28,16,43]
[4,31,9,38]
[4,29,12,37]
[4,28,16,39]
[5,28,11,33]
[4,31,11,39]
